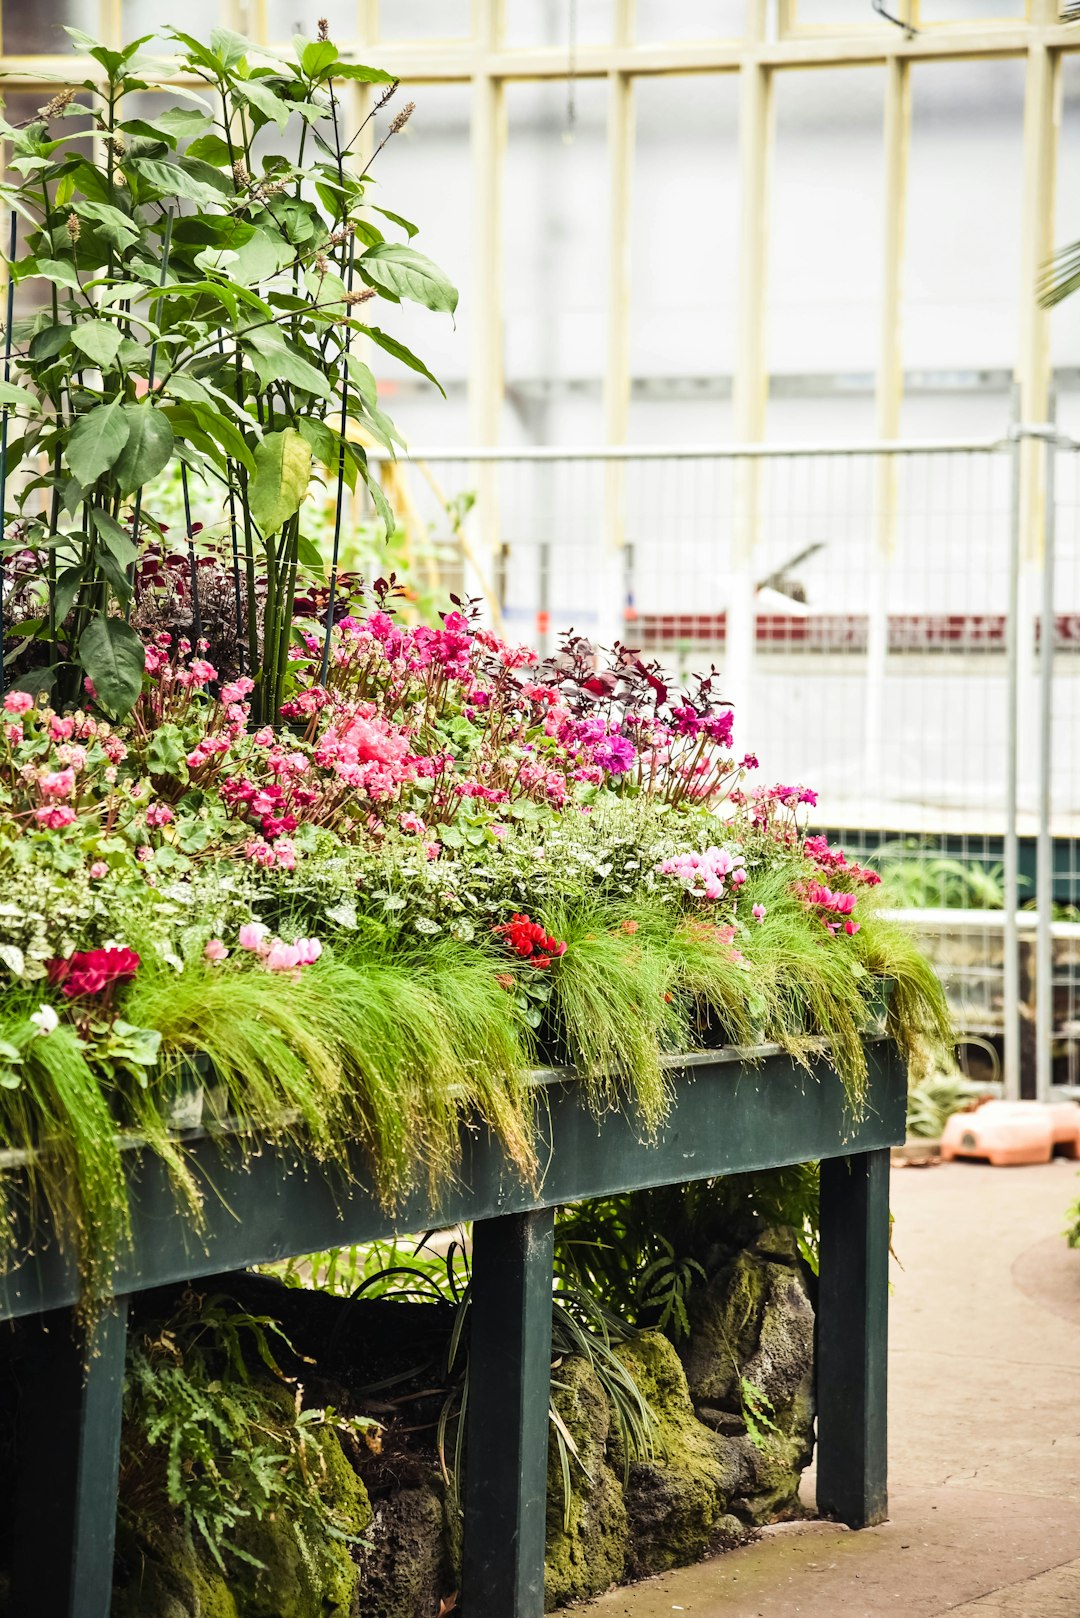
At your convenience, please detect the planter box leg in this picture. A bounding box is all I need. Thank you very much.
[461,1207,554,1618]
[11,1297,129,1618]
[816,1148,890,1528]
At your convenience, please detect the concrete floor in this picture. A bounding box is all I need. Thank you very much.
[580,1158,1080,1618]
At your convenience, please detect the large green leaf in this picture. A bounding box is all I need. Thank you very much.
[332,62,396,83]
[79,615,145,717]
[75,200,138,250]
[66,401,130,487]
[358,325,446,396]
[92,508,138,568]
[113,405,174,494]
[71,320,124,370]
[249,428,312,536]
[244,330,335,401]
[240,80,291,132]
[301,40,338,78]
[358,244,458,315]
[128,157,222,208]
[0,380,39,412]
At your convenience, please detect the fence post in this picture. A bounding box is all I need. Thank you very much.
[1036,402,1057,1104]
[1004,391,1023,1101]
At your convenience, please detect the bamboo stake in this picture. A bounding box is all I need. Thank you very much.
[0,208,17,691]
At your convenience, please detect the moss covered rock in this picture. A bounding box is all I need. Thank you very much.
[680,1228,815,1524]
[544,1354,628,1609]
[112,1416,370,1618]
[613,1331,744,1580]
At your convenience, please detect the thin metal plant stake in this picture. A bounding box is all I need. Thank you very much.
[179,461,203,649]
[0,208,17,691]
[319,234,356,686]
[219,341,244,675]
[126,208,173,594]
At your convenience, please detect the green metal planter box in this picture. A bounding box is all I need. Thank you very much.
[3,1039,905,1618]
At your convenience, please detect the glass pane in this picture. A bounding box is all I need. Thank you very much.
[122,0,221,53]
[1052,54,1080,438]
[918,0,1024,19]
[503,0,613,49]
[265,2,359,42]
[501,78,609,444]
[366,83,472,444]
[2,0,96,54]
[628,73,740,444]
[792,0,892,27]
[378,0,471,39]
[901,56,1025,424]
[767,63,884,435]
[636,0,745,40]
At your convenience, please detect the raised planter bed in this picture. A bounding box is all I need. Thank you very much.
[6,1039,905,1618]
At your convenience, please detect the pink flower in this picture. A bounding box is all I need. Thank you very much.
[136,845,153,863]
[399,812,426,836]
[294,937,322,966]
[188,659,218,684]
[204,938,228,962]
[33,805,76,829]
[752,904,766,923]
[145,802,174,827]
[273,838,297,871]
[265,940,302,972]
[50,716,75,742]
[423,841,441,860]
[83,677,97,699]
[3,691,32,715]
[39,768,75,800]
[220,677,255,705]
[239,923,271,954]
[89,860,108,879]
[253,727,274,747]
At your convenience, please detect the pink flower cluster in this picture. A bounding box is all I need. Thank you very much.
[803,835,882,888]
[215,923,325,973]
[803,881,860,936]
[658,846,747,902]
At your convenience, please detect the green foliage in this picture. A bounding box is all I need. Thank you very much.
[122,1292,373,1569]
[1,25,453,719]
[553,1165,822,1338]
[874,843,1009,910]
[906,1070,985,1140]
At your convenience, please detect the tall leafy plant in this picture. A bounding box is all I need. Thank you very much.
[0,24,455,722]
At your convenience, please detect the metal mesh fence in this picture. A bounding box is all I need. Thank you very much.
[368,436,1079,1098]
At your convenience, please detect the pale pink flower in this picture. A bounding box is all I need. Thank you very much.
[89,860,108,879]
[39,768,75,800]
[204,939,229,963]
[145,802,174,827]
[423,841,441,861]
[265,940,302,972]
[33,805,76,829]
[50,716,75,742]
[220,677,254,705]
[294,938,322,966]
[752,904,766,923]
[399,812,426,836]
[3,691,32,715]
[238,923,271,954]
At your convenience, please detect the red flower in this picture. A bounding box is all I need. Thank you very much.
[493,914,567,969]
[47,946,140,999]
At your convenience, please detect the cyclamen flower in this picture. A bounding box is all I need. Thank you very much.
[658,846,746,902]
[239,923,271,954]
[47,945,140,999]
[803,881,860,936]
[204,939,228,963]
[494,913,567,968]
[752,904,766,922]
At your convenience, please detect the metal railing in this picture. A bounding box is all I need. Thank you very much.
[368,426,1080,1101]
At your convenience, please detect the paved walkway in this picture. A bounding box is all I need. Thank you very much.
[581,1158,1080,1618]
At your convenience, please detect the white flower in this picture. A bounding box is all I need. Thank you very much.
[30,1004,59,1037]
